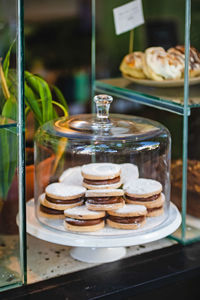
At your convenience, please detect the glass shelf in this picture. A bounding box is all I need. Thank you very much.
[95,78,200,116]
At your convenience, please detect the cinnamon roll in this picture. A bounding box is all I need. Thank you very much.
[168,45,200,77]
[120,51,146,79]
[143,47,183,81]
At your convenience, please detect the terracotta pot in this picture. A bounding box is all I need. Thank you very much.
[0,148,55,234]
[26,148,34,202]
[26,148,55,201]
[0,173,19,234]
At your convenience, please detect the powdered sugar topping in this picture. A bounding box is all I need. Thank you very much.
[82,163,121,178]
[124,178,162,195]
[112,204,147,214]
[64,205,102,216]
[46,183,86,197]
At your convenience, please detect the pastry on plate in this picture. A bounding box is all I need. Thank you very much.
[143,47,183,81]
[85,189,125,211]
[43,183,85,210]
[124,178,165,217]
[120,51,146,79]
[39,193,65,219]
[107,203,147,229]
[81,163,122,190]
[64,205,105,232]
[168,45,200,78]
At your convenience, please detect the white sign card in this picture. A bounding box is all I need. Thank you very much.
[113,0,144,35]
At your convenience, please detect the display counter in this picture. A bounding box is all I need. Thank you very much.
[1,237,200,299]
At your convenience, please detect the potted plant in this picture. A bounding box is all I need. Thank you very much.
[0,43,68,233]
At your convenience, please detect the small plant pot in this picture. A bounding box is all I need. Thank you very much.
[26,147,55,201]
[0,147,55,234]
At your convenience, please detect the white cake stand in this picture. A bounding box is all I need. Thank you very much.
[26,200,181,263]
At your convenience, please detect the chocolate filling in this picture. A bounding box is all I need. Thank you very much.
[147,206,163,213]
[126,193,160,202]
[87,196,123,205]
[46,195,83,204]
[65,217,103,226]
[40,204,63,215]
[83,176,120,185]
[108,215,145,224]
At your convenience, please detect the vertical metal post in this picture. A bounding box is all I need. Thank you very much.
[18,0,27,284]
[91,0,96,113]
[181,0,191,241]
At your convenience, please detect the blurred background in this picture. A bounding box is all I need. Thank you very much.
[17,0,200,158]
[24,0,91,116]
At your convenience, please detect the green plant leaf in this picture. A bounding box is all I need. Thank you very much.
[3,39,16,79]
[24,82,43,125]
[51,100,68,117]
[52,85,69,111]
[7,69,18,98]
[25,71,53,122]
[0,94,6,112]
[24,71,40,99]
[2,96,17,121]
[37,76,53,122]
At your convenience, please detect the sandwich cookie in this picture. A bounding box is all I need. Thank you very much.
[85,189,124,211]
[124,178,164,217]
[39,193,65,219]
[107,204,147,229]
[120,163,139,186]
[44,183,85,210]
[81,163,122,189]
[64,205,105,232]
[59,166,83,187]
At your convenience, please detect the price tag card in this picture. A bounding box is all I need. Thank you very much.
[113,0,144,35]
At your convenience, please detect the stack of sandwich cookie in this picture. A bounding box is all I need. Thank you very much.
[107,204,147,229]
[39,193,65,219]
[64,205,105,232]
[124,178,165,217]
[42,183,85,213]
[82,163,122,189]
[85,189,124,211]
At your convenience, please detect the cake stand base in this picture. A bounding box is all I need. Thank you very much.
[70,246,126,263]
[25,200,181,264]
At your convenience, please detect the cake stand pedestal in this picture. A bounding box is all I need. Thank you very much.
[70,247,126,263]
[26,200,181,263]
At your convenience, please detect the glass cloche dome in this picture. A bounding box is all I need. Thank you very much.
[34,95,171,233]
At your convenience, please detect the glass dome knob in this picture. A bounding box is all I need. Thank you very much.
[94,94,113,120]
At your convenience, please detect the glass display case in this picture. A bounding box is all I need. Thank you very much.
[1,0,199,293]
[0,0,26,291]
[92,0,200,244]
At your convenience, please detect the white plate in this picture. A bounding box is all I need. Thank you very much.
[123,74,200,88]
[27,200,181,248]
